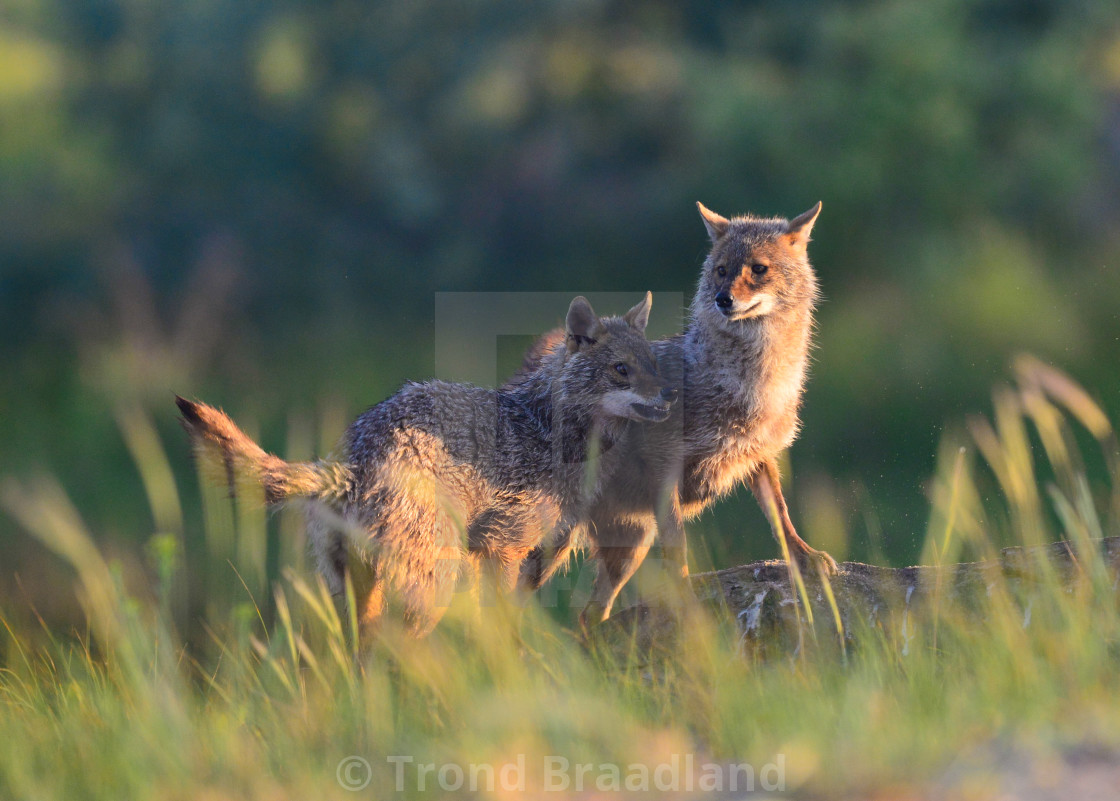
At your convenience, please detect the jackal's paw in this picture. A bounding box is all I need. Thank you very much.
[797,547,839,577]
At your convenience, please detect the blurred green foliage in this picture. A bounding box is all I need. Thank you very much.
[2,0,1120,618]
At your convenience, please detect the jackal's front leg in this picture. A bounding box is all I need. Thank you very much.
[581,517,657,629]
[748,457,838,576]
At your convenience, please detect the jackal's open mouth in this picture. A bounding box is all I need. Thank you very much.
[630,401,672,422]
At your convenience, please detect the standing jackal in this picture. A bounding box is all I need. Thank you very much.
[520,203,837,626]
[177,293,675,638]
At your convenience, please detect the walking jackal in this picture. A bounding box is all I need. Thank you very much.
[519,203,838,626]
[177,293,675,638]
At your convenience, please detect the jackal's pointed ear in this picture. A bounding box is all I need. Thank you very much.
[623,291,652,334]
[566,296,604,352]
[785,201,822,250]
[697,202,730,243]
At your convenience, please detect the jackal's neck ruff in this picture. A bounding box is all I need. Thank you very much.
[686,284,816,413]
[503,357,608,470]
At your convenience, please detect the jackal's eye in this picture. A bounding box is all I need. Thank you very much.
[751,263,768,275]
[614,363,629,378]
[716,265,727,277]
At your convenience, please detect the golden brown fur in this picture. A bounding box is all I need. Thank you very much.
[519,203,837,626]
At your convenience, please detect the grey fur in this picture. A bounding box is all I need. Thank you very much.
[178,294,674,637]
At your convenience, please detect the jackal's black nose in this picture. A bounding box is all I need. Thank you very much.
[715,291,732,312]
[660,387,678,404]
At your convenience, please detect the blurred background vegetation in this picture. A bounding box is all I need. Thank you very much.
[2,0,1120,630]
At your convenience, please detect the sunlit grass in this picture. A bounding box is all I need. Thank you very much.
[1,357,1118,799]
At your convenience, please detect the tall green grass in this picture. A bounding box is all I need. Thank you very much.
[1,357,1118,799]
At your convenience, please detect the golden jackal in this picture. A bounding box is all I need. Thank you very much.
[521,203,837,626]
[178,293,675,637]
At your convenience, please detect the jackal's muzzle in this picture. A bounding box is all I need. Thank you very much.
[630,386,677,422]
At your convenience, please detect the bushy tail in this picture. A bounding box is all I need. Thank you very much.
[175,396,351,504]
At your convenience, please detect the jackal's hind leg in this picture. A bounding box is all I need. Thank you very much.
[748,458,838,576]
